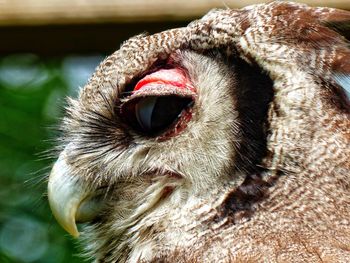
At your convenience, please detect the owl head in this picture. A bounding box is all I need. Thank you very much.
[48,2,350,262]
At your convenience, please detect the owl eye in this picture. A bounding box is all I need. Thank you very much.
[120,68,196,135]
[123,95,193,135]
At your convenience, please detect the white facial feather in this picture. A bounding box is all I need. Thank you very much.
[79,51,246,262]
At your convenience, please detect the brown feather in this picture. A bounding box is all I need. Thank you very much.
[49,2,350,262]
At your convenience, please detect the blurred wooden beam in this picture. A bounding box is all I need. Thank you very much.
[0,0,349,26]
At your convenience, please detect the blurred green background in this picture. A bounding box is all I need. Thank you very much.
[0,53,104,262]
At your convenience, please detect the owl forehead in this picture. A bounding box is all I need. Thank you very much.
[77,1,350,110]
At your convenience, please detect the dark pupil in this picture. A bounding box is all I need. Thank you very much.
[135,96,192,134]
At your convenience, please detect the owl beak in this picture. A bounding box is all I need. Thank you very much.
[48,151,101,238]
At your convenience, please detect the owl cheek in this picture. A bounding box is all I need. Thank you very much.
[48,149,103,238]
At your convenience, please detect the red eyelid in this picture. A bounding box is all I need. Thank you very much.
[133,69,196,93]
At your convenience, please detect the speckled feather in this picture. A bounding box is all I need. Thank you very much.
[57,1,349,262]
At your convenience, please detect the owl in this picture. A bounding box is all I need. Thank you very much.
[48,1,350,262]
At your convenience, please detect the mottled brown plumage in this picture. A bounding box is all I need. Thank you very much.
[48,2,350,262]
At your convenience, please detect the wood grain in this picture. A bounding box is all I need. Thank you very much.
[0,0,349,26]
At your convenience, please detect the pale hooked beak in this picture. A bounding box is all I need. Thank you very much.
[48,150,102,237]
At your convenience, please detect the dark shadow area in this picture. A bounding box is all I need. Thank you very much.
[0,21,189,56]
